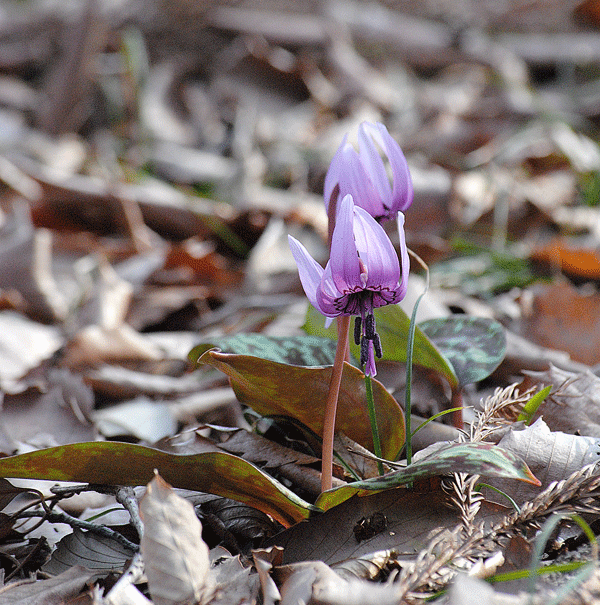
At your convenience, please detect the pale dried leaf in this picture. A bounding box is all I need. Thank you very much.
[209,549,260,605]
[3,368,94,446]
[0,311,63,393]
[93,397,178,442]
[277,560,403,605]
[65,324,163,367]
[140,473,213,605]
[525,365,600,437]
[0,565,99,605]
[488,418,600,505]
[446,573,530,605]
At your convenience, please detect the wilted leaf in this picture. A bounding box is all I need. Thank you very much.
[0,442,314,526]
[199,351,405,460]
[316,442,539,511]
[272,487,465,565]
[93,396,178,442]
[303,304,458,387]
[43,528,136,576]
[420,316,506,386]
[275,559,408,605]
[523,365,600,437]
[189,333,338,366]
[521,281,600,366]
[487,418,600,505]
[140,473,213,605]
[210,550,260,605]
[531,237,600,281]
[0,565,99,605]
[0,311,63,393]
[163,426,323,499]
[3,369,94,446]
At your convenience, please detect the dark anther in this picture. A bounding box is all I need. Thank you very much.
[360,338,369,367]
[354,316,362,346]
[365,313,376,339]
[373,332,383,358]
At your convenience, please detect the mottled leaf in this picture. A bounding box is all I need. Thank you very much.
[0,442,314,526]
[189,334,338,366]
[420,316,506,386]
[316,442,540,511]
[199,351,405,460]
[303,304,458,387]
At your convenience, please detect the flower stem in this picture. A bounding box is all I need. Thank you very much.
[321,315,350,492]
[364,374,384,476]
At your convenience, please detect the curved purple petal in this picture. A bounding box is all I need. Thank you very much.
[352,205,400,290]
[323,134,348,212]
[288,235,324,310]
[315,262,344,317]
[376,122,414,213]
[329,195,363,293]
[358,123,392,209]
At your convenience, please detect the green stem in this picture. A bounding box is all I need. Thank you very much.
[364,374,384,476]
[405,302,420,467]
[321,315,350,493]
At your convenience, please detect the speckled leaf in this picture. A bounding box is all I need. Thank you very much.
[304,304,458,387]
[419,316,506,387]
[316,442,540,511]
[199,350,405,460]
[189,334,338,366]
[0,442,314,526]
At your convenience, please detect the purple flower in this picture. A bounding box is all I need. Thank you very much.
[289,195,407,376]
[324,121,413,222]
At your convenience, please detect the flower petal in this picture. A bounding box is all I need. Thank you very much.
[323,134,348,212]
[352,205,400,290]
[341,148,385,218]
[315,262,344,317]
[376,122,413,213]
[288,235,324,310]
[358,122,392,210]
[329,195,363,294]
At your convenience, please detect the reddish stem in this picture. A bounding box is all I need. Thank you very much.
[451,388,464,430]
[321,315,351,492]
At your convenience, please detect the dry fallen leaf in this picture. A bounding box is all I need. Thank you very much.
[520,281,600,366]
[523,365,600,437]
[140,472,213,605]
[487,418,600,505]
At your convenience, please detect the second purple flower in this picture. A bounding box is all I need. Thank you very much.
[324,121,413,223]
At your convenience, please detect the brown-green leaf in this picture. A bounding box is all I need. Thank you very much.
[200,351,405,460]
[316,442,540,511]
[0,442,314,526]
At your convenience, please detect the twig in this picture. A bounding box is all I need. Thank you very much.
[18,510,139,552]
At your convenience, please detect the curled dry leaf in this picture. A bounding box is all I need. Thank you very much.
[140,473,214,605]
[487,418,600,505]
[275,559,404,605]
[0,311,63,393]
[523,365,600,437]
[520,281,600,366]
[63,260,163,367]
